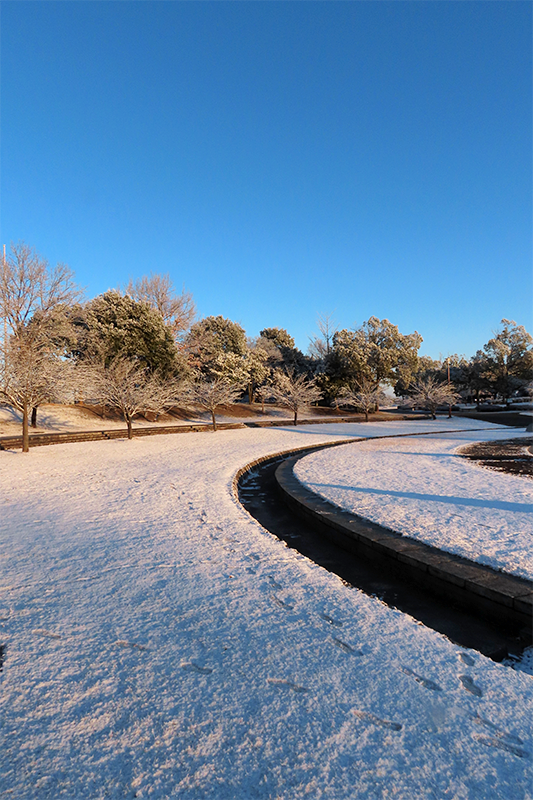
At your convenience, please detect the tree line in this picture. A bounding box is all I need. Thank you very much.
[1,242,531,451]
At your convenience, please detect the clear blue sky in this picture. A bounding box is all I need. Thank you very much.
[1,1,531,359]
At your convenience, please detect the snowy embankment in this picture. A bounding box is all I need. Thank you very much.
[294,427,533,581]
[1,419,532,799]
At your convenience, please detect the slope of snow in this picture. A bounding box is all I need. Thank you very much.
[294,427,533,581]
[1,419,531,799]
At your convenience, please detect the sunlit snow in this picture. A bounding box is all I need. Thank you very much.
[1,419,531,799]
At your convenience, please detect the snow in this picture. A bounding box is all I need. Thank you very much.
[1,418,532,798]
[294,426,533,581]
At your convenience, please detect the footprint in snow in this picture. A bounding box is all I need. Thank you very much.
[400,666,442,692]
[474,735,529,759]
[352,709,402,731]
[319,612,343,627]
[268,576,282,589]
[271,594,294,610]
[181,662,213,675]
[267,678,308,693]
[469,713,524,746]
[115,640,147,651]
[459,675,483,697]
[459,652,476,666]
[33,629,61,640]
[332,637,363,656]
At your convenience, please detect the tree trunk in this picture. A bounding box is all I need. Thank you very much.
[31,406,38,427]
[431,411,437,420]
[248,382,254,405]
[126,415,133,439]
[365,410,369,422]
[211,409,217,431]
[22,400,30,453]
[293,408,298,426]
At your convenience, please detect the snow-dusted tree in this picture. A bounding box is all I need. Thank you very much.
[125,273,195,341]
[480,319,533,401]
[84,358,184,439]
[75,291,181,378]
[408,376,460,420]
[0,333,74,451]
[185,316,248,381]
[334,379,387,422]
[269,369,323,426]
[0,242,81,449]
[210,351,250,388]
[0,242,80,337]
[185,378,242,431]
[245,339,270,404]
[329,318,422,407]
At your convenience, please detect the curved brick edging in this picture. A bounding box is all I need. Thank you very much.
[274,453,533,636]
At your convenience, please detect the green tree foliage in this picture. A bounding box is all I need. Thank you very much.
[125,273,195,342]
[480,319,533,401]
[258,327,310,377]
[185,316,248,383]
[327,317,422,405]
[259,327,295,350]
[75,291,181,378]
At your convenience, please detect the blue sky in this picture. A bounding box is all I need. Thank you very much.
[1,1,531,359]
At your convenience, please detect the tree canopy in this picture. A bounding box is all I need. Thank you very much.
[75,291,180,377]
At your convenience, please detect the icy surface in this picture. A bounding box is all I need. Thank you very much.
[1,419,532,798]
[295,427,533,581]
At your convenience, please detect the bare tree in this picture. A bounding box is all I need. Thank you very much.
[334,379,386,422]
[0,334,74,451]
[409,376,460,420]
[308,312,337,360]
[125,273,195,340]
[0,242,82,449]
[185,378,242,431]
[269,369,323,426]
[0,242,80,335]
[85,358,184,439]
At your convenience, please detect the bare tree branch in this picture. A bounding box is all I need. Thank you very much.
[83,358,184,439]
[125,273,195,340]
[184,378,242,431]
[269,369,323,425]
[408,376,460,420]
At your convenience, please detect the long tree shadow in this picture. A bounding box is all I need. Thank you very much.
[306,482,531,514]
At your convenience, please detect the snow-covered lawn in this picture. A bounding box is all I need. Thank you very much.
[1,419,531,799]
[294,427,533,581]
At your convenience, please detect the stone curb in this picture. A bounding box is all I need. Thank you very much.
[274,451,533,635]
[0,415,389,450]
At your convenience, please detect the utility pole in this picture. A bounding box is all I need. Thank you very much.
[447,356,452,418]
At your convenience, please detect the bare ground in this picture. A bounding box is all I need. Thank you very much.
[459,437,533,477]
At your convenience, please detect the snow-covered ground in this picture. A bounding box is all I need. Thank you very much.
[294,427,533,581]
[1,419,532,799]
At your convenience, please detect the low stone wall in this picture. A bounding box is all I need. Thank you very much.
[275,455,533,637]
